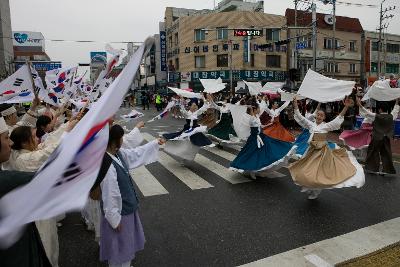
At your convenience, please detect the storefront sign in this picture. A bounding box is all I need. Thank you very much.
[160,31,167,71]
[15,61,62,72]
[181,43,287,55]
[191,70,287,81]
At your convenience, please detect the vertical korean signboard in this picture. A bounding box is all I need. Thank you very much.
[243,37,250,63]
[365,39,371,72]
[160,31,167,71]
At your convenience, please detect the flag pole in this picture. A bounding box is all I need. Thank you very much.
[27,61,38,98]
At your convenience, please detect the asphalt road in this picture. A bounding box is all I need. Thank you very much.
[59,106,400,267]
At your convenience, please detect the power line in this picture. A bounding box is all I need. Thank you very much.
[0,35,143,44]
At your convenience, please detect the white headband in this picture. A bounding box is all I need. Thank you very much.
[1,106,17,117]
[0,117,8,135]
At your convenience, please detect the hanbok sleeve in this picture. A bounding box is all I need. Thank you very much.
[259,101,268,114]
[197,103,210,115]
[121,127,143,149]
[101,165,122,229]
[276,101,291,115]
[118,140,159,170]
[359,105,376,122]
[294,109,313,130]
[324,115,345,131]
[391,104,400,120]
[180,105,189,117]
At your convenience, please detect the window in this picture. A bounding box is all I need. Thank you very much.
[217,54,229,67]
[174,33,179,46]
[349,41,356,52]
[349,63,357,73]
[386,63,399,74]
[195,56,206,68]
[372,42,379,52]
[175,58,180,71]
[266,55,281,68]
[266,29,280,42]
[251,54,255,67]
[371,62,378,73]
[324,38,339,49]
[217,27,228,40]
[194,29,206,42]
[168,36,173,48]
[324,38,332,49]
[325,62,339,73]
[387,43,400,53]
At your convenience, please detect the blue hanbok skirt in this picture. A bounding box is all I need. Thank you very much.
[230,127,296,172]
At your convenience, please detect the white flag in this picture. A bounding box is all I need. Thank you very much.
[298,69,355,103]
[200,78,227,94]
[0,65,35,104]
[0,38,154,248]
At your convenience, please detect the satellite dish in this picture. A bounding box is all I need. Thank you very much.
[324,14,334,25]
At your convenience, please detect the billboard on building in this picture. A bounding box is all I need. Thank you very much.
[160,31,167,71]
[12,31,45,51]
[90,52,107,64]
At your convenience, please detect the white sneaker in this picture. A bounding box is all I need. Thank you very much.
[249,172,257,180]
[300,187,308,193]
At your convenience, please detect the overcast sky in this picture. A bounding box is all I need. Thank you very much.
[9,0,400,69]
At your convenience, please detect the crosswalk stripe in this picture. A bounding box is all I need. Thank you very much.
[130,167,169,197]
[226,144,242,152]
[203,146,237,161]
[194,154,251,184]
[142,133,214,190]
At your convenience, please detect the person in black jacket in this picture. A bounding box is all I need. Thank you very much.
[0,116,51,267]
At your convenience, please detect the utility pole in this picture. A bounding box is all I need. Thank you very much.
[312,2,317,71]
[378,0,395,77]
[294,0,298,69]
[332,0,336,78]
[229,40,234,96]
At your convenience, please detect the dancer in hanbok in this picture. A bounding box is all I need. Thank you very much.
[99,124,165,267]
[357,98,399,175]
[289,97,365,200]
[162,95,215,162]
[292,102,336,159]
[199,93,219,129]
[207,101,239,144]
[339,104,374,160]
[230,104,296,179]
[262,100,295,142]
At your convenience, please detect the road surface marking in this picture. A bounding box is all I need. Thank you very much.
[130,166,169,197]
[194,154,251,184]
[142,133,213,190]
[203,146,237,161]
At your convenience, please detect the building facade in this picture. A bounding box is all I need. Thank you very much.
[13,31,61,80]
[286,9,364,83]
[164,7,287,91]
[365,31,400,84]
[0,0,14,79]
